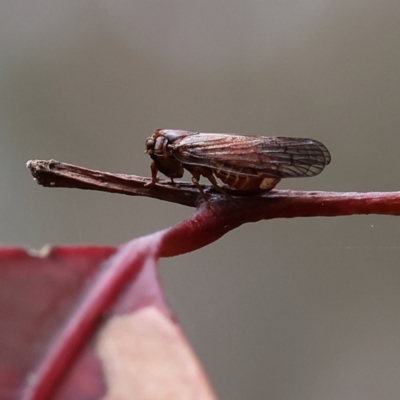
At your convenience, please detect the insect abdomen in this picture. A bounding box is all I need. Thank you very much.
[214,169,281,191]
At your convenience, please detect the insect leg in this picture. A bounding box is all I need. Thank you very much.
[190,176,205,194]
[144,161,159,186]
[198,168,232,197]
[150,162,159,183]
[185,165,231,197]
[205,173,230,196]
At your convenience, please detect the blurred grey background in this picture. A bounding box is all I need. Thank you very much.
[1,1,400,399]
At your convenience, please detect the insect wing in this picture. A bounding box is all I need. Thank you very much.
[171,133,331,178]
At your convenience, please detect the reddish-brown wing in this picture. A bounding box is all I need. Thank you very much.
[171,133,331,178]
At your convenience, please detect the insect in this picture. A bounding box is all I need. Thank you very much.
[145,129,331,194]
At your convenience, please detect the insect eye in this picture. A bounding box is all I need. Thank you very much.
[145,138,155,154]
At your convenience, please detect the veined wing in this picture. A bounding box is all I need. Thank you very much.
[171,133,331,178]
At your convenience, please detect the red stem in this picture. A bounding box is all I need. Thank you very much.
[159,191,400,256]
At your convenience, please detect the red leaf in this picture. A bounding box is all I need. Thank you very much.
[0,234,216,399]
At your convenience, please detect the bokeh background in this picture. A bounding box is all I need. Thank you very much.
[1,2,400,399]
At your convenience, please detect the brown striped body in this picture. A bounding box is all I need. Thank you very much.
[145,129,331,194]
[214,168,280,191]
